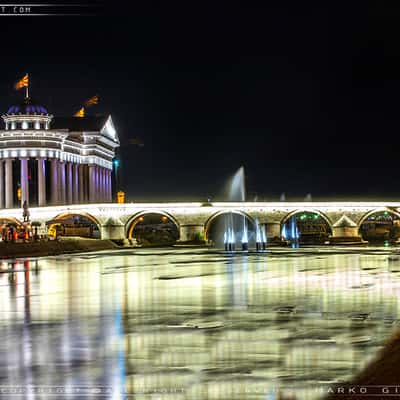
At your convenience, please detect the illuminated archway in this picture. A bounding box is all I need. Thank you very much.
[281,210,332,244]
[46,212,101,239]
[204,210,256,247]
[0,217,23,241]
[126,211,180,245]
[0,217,22,227]
[358,209,400,243]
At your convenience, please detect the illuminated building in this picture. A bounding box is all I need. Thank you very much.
[0,96,119,208]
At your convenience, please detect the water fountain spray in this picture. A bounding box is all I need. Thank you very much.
[255,218,262,251]
[224,231,228,251]
[241,218,248,251]
[289,216,300,242]
[261,224,267,250]
[229,227,235,251]
[281,224,287,240]
[224,167,246,252]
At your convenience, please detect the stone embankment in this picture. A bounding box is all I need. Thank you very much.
[0,238,119,259]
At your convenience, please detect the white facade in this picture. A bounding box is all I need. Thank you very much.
[0,98,120,208]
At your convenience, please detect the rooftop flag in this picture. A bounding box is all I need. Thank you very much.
[15,73,29,98]
[84,95,99,107]
[73,107,85,117]
[15,74,29,90]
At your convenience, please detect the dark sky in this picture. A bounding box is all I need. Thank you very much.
[0,3,399,201]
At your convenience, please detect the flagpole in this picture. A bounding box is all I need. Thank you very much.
[25,73,29,99]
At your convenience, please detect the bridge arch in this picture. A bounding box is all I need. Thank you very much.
[46,211,101,239]
[281,209,333,243]
[358,208,400,243]
[204,210,256,239]
[204,210,257,247]
[357,208,400,227]
[281,209,333,228]
[126,210,180,243]
[0,217,23,241]
[0,216,22,226]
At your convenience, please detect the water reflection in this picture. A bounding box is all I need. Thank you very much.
[0,248,400,399]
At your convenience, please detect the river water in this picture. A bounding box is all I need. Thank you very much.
[1,247,400,399]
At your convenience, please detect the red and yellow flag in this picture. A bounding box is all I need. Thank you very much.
[84,95,99,107]
[15,74,29,90]
[73,107,85,117]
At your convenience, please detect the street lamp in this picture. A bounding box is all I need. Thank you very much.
[113,158,120,201]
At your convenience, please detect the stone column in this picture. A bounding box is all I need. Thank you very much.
[72,163,79,203]
[5,159,13,208]
[84,166,88,202]
[265,222,281,239]
[0,160,4,209]
[59,161,66,204]
[106,169,110,201]
[101,167,105,202]
[108,169,113,202]
[83,165,88,202]
[330,216,363,244]
[51,158,59,205]
[104,169,108,202]
[105,169,109,202]
[104,168,108,202]
[98,167,104,203]
[66,162,73,204]
[93,166,98,202]
[97,166,102,202]
[96,166,100,203]
[177,224,204,243]
[330,226,362,244]
[89,165,96,203]
[37,158,46,207]
[78,164,84,203]
[100,218,125,240]
[20,158,29,206]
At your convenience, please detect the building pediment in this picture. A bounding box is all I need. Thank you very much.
[100,115,119,144]
[333,214,357,228]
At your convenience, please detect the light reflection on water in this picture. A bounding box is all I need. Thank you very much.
[1,247,400,399]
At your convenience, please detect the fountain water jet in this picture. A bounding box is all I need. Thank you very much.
[223,167,248,251]
[241,218,248,251]
[228,166,246,202]
[261,224,267,250]
[282,216,300,245]
[255,218,262,251]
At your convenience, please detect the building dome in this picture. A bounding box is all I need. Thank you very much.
[6,97,48,115]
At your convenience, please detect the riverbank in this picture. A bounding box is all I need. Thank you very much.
[326,328,400,400]
[0,238,119,259]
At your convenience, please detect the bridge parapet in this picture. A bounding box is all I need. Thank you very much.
[0,202,400,241]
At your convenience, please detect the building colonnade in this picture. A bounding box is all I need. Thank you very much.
[0,157,113,208]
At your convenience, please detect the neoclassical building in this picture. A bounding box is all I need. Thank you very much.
[0,97,119,208]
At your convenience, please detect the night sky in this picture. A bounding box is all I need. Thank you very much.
[0,3,399,201]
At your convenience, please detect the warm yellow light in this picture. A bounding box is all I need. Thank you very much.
[73,107,85,118]
[117,191,125,204]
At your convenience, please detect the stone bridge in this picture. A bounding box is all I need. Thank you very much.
[1,201,400,242]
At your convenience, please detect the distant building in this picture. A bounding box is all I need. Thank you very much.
[0,96,120,208]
